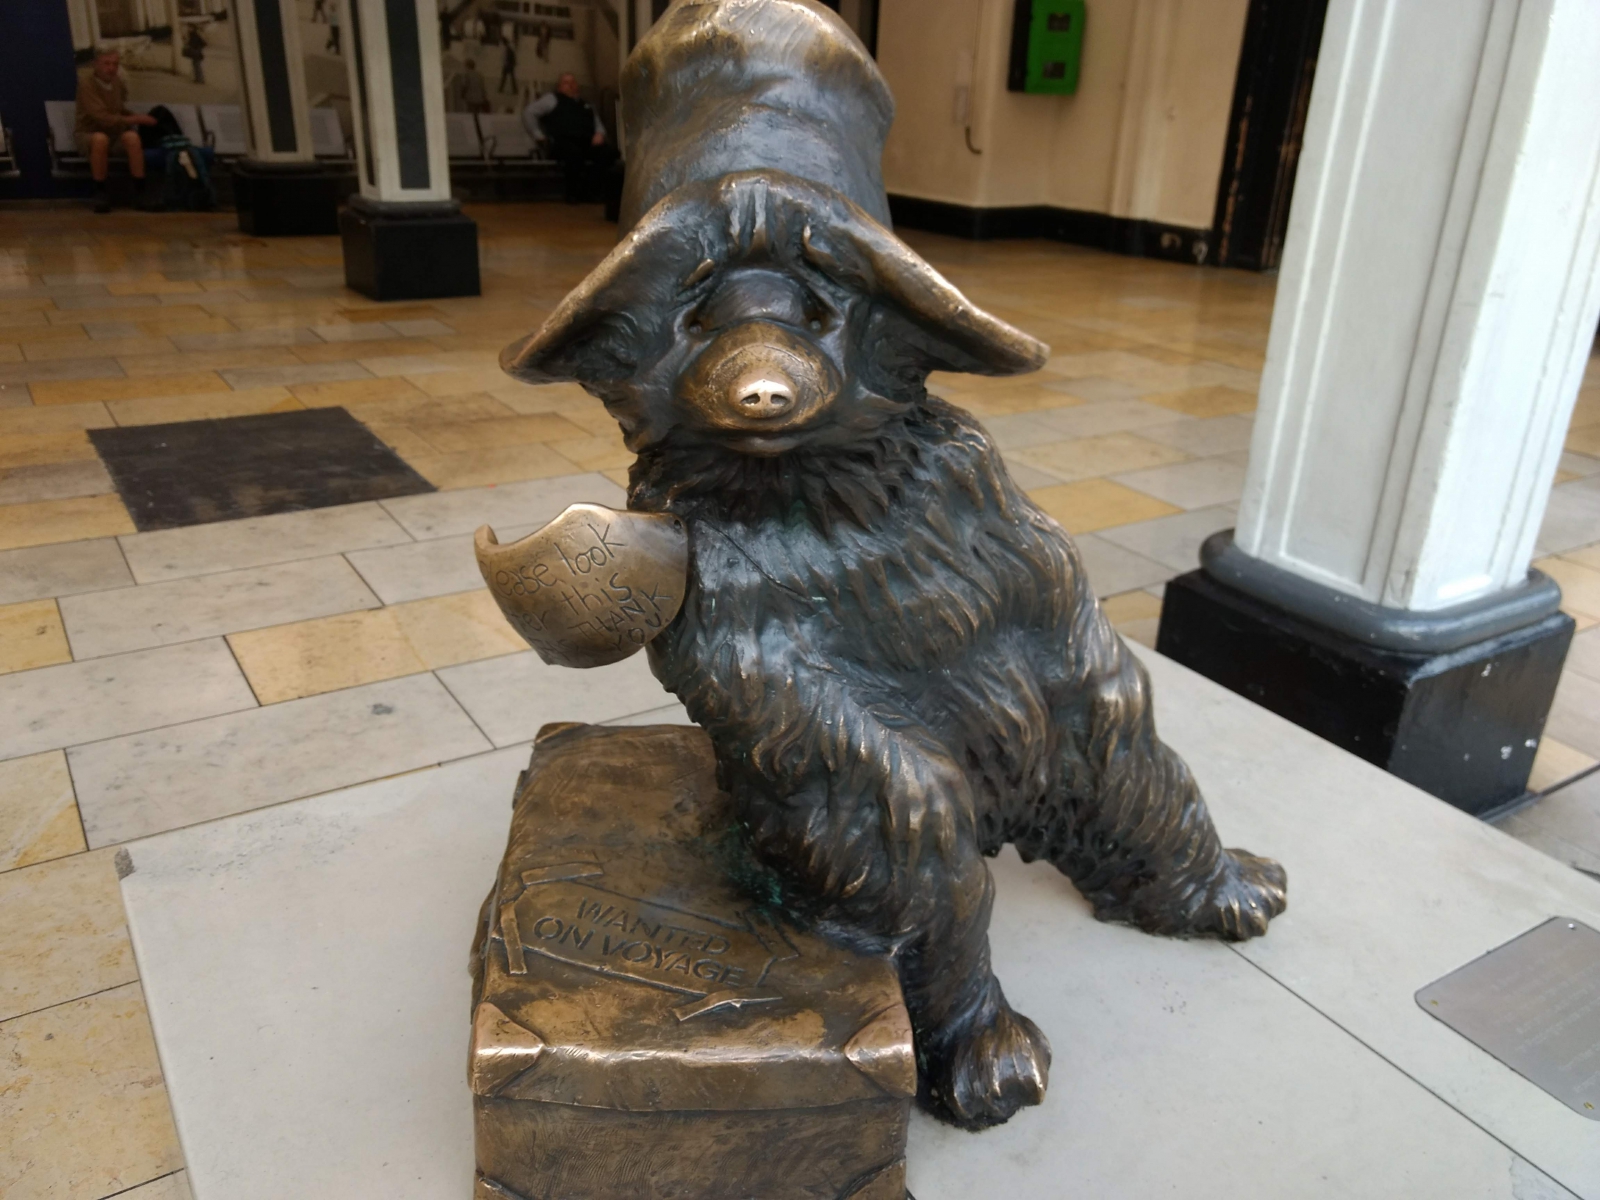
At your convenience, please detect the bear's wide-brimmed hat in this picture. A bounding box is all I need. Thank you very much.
[617,0,893,232]
[502,0,1046,387]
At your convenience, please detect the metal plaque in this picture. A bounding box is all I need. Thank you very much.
[1416,917,1600,1119]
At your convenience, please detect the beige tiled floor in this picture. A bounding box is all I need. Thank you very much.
[0,203,1597,1197]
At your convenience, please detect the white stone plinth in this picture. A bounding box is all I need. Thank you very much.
[120,652,1600,1200]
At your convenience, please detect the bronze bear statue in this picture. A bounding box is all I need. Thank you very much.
[496,0,1286,1130]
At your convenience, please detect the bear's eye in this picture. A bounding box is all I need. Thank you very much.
[809,319,822,332]
[689,322,703,335]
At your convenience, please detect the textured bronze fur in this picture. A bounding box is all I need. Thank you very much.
[500,0,1286,1130]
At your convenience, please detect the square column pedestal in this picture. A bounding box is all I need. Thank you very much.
[340,197,481,301]
[1158,533,1575,817]
[232,160,349,237]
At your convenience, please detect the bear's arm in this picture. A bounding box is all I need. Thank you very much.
[652,618,977,883]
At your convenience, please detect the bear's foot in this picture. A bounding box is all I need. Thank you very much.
[1183,848,1286,941]
[922,996,1051,1130]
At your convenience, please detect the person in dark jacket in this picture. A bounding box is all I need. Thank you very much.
[183,25,208,84]
[521,72,616,202]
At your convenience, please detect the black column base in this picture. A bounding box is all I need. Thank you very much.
[1156,545,1575,816]
[339,197,481,301]
[232,160,348,236]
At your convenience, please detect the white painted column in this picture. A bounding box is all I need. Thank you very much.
[343,0,452,203]
[1235,0,1600,613]
[231,0,317,163]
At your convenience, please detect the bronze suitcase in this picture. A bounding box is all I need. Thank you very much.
[470,723,914,1200]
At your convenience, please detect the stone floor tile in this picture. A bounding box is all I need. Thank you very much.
[390,589,525,668]
[1562,541,1600,569]
[351,354,456,378]
[117,349,303,377]
[0,983,184,1200]
[105,387,302,427]
[61,556,380,660]
[1139,384,1258,418]
[70,674,492,846]
[1534,555,1600,621]
[106,278,202,297]
[436,649,674,746]
[0,538,132,606]
[1537,476,1600,555]
[288,374,426,406]
[975,412,1070,451]
[380,471,623,539]
[308,321,398,342]
[1567,425,1600,458]
[0,358,124,387]
[1013,432,1191,483]
[1062,533,1174,598]
[1026,479,1181,533]
[547,433,635,472]
[602,701,696,726]
[1558,450,1600,479]
[0,639,255,762]
[118,1171,193,1200]
[1138,414,1255,457]
[22,335,174,362]
[118,501,412,584]
[169,327,322,351]
[27,371,227,407]
[227,608,429,704]
[0,494,135,552]
[1100,589,1165,626]
[1496,818,1600,877]
[0,460,115,506]
[1112,456,1248,509]
[217,361,372,390]
[0,751,84,872]
[0,599,71,674]
[43,293,160,312]
[1564,625,1600,684]
[406,441,588,489]
[1096,503,1238,573]
[16,289,132,309]
[1496,770,1600,873]
[345,526,534,605]
[1032,399,1197,440]
[1543,668,1600,760]
[0,429,97,470]
[0,848,136,1022]
[293,337,429,365]
[1528,736,1597,794]
[4,322,88,343]
[1002,460,1064,488]
[388,318,456,337]
[936,382,1084,418]
[342,304,446,324]
[410,412,591,453]
[1044,374,1159,405]
[0,401,114,436]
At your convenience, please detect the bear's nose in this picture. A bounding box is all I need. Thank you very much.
[732,370,795,419]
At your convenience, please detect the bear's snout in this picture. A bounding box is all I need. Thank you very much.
[677,320,841,453]
[730,368,795,420]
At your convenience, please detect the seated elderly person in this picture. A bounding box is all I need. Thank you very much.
[521,72,617,203]
[76,47,160,213]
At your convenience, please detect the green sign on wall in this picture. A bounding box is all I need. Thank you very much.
[1007,0,1086,95]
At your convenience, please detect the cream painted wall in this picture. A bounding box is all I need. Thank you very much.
[880,0,1249,229]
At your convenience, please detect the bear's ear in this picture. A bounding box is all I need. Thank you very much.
[500,171,1048,386]
[795,195,1049,379]
[499,206,712,386]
